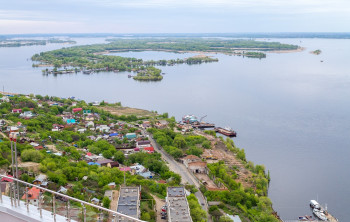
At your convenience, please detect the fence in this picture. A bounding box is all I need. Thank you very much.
[0,174,144,222]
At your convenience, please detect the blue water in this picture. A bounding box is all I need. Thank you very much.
[0,37,349,221]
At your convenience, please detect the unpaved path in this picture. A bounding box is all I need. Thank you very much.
[0,131,8,139]
[150,194,165,222]
[46,144,59,153]
[110,190,119,211]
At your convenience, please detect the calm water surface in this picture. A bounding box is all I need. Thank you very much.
[0,38,349,221]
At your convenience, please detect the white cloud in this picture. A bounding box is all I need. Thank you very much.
[0,19,83,34]
[71,0,350,10]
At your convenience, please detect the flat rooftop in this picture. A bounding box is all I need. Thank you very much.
[167,187,192,222]
[168,186,186,197]
[117,187,140,222]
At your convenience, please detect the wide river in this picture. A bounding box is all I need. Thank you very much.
[0,37,349,221]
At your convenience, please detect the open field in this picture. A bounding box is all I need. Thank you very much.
[98,106,156,118]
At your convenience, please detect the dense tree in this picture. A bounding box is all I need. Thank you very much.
[21,149,44,162]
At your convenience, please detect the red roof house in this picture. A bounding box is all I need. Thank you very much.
[12,109,22,113]
[34,145,44,150]
[1,175,13,182]
[21,187,40,200]
[72,108,83,113]
[144,147,155,153]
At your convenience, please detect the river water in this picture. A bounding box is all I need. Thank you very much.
[0,37,349,221]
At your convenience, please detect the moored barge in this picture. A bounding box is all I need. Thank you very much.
[214,127,237,137]
[192,123,215,128]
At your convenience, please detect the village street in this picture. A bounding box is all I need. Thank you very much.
[141,129,210,219]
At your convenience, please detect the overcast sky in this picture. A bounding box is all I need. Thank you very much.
[1,0,349,34]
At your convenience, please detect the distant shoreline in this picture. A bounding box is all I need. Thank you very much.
[267,47,305,54]
[100,47,304,56]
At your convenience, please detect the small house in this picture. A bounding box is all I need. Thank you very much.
[136,140,151,149]
[85,114,94,121]
[92,101,100,106]
[125,133,137,140]
[144,147,155,154]
[96,159,119,168]
[91,197,100,205]
[182,155,202,167]
[34,145,44,150]
[21,187,40,206]
[1,175,13,183]
[88,162,101,166]
[78,128,86,134]
[12,109,22,113]
[0,119,6,127]
[0,96,10,102]
[155,120,168,129]
[109,133,119,137]
[139,171,153,179]
[96,125,110,133]
[57,186,68,194]
[108,182,116,189]
[188,161,207,174]
[85,121,95,128]
[33,174,47,185]
[119,167,131,172]
[72,108,83,113]
[66,119,76,124]
[40,181,48,188]
[20,111,35,119]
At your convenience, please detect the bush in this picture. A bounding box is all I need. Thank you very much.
[102,196,111,209]
[21,149,43,162]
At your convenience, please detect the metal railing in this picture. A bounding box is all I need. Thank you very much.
[0,174,145,222]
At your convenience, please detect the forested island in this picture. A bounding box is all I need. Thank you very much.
[104,38,298,52]
[31,38,298,81]
[133,67,163,81]
[311,49,322,55]
[0,38,76,47]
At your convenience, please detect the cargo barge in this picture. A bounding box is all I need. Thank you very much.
[191,123,215,128]
[214,127,237,137]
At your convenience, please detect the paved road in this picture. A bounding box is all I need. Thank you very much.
[142,130,209,218]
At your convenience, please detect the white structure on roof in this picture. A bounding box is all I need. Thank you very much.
[85,121,94,128]
[0,96,10,102]
[167,187,192,222]
[19,111,35,118]
[77,128,86,134]
[96,125,110,133]
[116,186,140,222]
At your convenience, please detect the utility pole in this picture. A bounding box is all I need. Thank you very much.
[9,132,20,205]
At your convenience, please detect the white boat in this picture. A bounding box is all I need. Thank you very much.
[312,208,328,221]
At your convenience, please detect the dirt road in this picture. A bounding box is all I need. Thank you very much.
[143,129,209,219]
[150,194,166,222]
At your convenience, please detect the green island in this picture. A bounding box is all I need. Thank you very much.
[0,38,76,47]
[104,38,299,52]
[311,49,322,55]
[31,38,298,81]
[133,66,163,81]
[0,92,281,221]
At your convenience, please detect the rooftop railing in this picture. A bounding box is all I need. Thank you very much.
[0,174,144,222]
